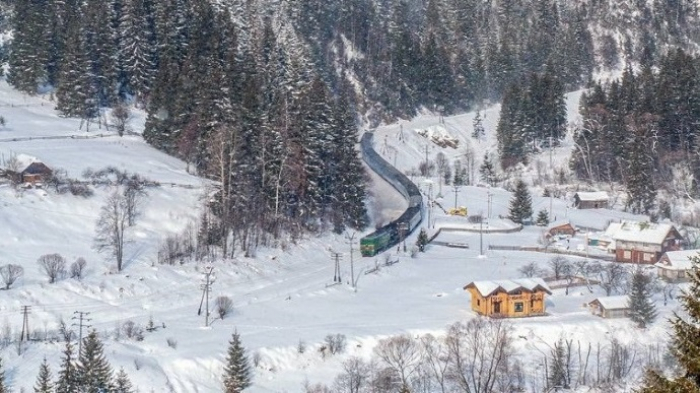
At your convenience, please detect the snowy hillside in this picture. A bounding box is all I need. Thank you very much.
[0,79,683,393]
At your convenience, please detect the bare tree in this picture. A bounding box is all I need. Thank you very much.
[70,257,87,280]
[215,296,233,319]
[37,253,66,283]
[549,256,571,280]
[95,190,129,271]
[435,152,449,192]
[333,357,371,393]
[518,262,543,278]
[597,263,628,296]
[0,264,23,289]
[123,177,147,227]
[374,334,421,387]
[445,318,515,393]
[111,103,132,137]
[421,334,451,393]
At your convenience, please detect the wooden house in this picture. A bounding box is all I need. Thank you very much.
[606,221,682,264]
[655,249,699,281]
[464,278,551,318]
[573,191,609,209]
[6,154,52,184]
[547,220,576,238]
[589,296,629,319]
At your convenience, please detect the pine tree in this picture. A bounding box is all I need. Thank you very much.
[509,180,533,224]
[472,111,485,140]
[55,340,79,393]
[416,228,429,252]
[222,331,252,393]
[479,153,496,186]
[113,368,135,393]
[548,338,570,389]
[627,268,657,329]
[640,254,700,391]
[536,209,549,227]
[76,330,114,392]
[34,357,54,393]
[0,357,6,393]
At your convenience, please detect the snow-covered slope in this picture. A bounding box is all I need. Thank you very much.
[0,81,680,393]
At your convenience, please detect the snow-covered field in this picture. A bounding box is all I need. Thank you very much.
[0,80,682,392]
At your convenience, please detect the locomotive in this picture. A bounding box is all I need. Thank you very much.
[359,132,424,257]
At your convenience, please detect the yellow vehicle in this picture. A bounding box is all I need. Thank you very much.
[448,206,468,216]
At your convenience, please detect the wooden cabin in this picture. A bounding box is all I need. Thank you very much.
[655,249,699,281]
[573,191,609,209]
[589,296,630,319]
[547,220,576,238]
[464,278,552,318]
[5,154,52,184]
[605,221,682,264]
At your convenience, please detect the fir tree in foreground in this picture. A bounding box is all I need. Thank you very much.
[416,228,429,252]
[55,339,78,393]
[223,331,252,392]
[34,357,53,393]
[509,180,533,224]
[114,368,135,393]
[627,267,657,329]
[639,254,700,392]
[76,330,114,392]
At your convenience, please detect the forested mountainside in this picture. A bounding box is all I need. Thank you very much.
[4,0,700,246]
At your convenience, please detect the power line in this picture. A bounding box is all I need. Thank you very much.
[197,264,215,327]
[72,311,91,355]
[331,252,343,283]
[19,306,30,342]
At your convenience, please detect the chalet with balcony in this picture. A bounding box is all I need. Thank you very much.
[606,221,682,264]
[464,278,551,318]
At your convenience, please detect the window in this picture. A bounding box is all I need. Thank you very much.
[514,302,524,313]
[623,250,631,259]
[643,253,653,262]
[477,299,480,306]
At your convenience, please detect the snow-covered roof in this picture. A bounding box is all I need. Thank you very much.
[590,295,629,310]
[575,191,609,202]
[14,154,39,172]
[465,277,552,297]
[655,250,700,271]
[606,220,677,245]
[548,220,573,230]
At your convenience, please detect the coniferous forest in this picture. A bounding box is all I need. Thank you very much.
[4,0,700,247]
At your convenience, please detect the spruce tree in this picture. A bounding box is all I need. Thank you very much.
[640,254,700,391]
[114,368,135,393]
[0,357,6,393]
[479,153,496,186]
[34,357,54,393]
[416,228,429,252]
[627,268,657,329]
[472,111,485,140]
[55,340,79,393]
[222,331,252,393]
[536,209,549,227]
[76,330,114,392]
[509,180,533,224]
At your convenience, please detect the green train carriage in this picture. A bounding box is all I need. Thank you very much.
[360,231,392,257]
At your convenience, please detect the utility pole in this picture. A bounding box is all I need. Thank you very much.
[72,311,91,355]
[197,265,215,327]
[346,233,356,288]
[427,183,433,228]
[19,306,30,342]
[331,252,343,283]
[487,187,492,218]
[480,214,484,256]
[453,186,461,209]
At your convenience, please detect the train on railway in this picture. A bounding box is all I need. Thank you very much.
[359,132,424,257]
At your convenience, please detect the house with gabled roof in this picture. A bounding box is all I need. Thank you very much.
[464,278,551,318]
[5,154,52,184]
[547,220,576,238]
[589,296,630,318]
[655,249,699,281]
[605,220,682,264]
[573,191,609,209]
